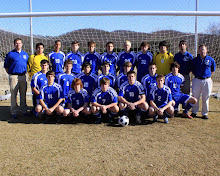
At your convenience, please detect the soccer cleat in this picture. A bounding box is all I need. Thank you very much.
[136,114,141,124]
[191,113,197,118]
[153,115,158,123]
[164,117,169,124]
[12,114,18,119]
[182,113,193,119]
[202,115,209,119]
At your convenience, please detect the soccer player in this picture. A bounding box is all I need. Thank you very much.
[117,40,136,73]
[63,78,91,120]
[4,38,29,118]
[57,59,76,107]
[165,62,197,119]
[97,61,116,88]
[65,41,84,74]
[116,61,132,90]
[191,44,216,119]
[141,62,158,103]
[118,70,148,124]
[91,77,119,124]
[83,41,100,75]
[100,42,118,75]
[30,60,49,113]
[77,62,98,97]
[149,74,174,124]
[136,41,153,82]
[28,43,48,78]
[153,41,174,75]
[174,40,194,95]
[35,71,64,122]
[48,40,66,77]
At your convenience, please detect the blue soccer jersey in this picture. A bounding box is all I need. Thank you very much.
[84,51,100,75]
[117,51,136,73]
[91,87,118,105]
[38,83,64,108]
[116,72,128,89]
[150,85,172,107]
[65,51,84,74]
[77,72,98,96]
[141,74,157,101]
[100,52,118,75]
[97,73,116,88]
[118,81,145,103]
[31,71,48,91]
[136,51,153,81]
[67,88,89,109]
[165,73,185,101]
[48,51,65,75]
[57,73,76,99]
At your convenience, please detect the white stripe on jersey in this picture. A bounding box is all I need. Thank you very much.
[120,80,144,94]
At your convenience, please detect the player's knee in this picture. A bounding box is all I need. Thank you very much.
[149,107,155,116]
[35,105,42,113]
[63,109,70,117]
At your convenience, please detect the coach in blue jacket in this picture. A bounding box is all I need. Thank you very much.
[4,38,29,119]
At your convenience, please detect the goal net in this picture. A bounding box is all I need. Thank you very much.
[0,14,219,95]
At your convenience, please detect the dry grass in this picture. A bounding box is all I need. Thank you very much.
[0,98,219,176]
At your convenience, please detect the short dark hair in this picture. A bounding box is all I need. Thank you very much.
[46,70,55,77]
[179,40,187,46]
[170,61,180,71]
[36,43,44,49]
[64,59,73,66]
[100,77,110,86]
[123,61,132,67]
[198,44,207,49]
[40,59,49,65]
[140,41,149,47]
[101,61,110,66]
[82,61,91,68]
[149,62,157,68]
[14,38,22,45]
[159,40,169,49]
[88,41,96,47]
[127,70,136,76]
[71,41,79,45]
[156,74,165,81]
[55,40,61,44]
[106,42,114,47]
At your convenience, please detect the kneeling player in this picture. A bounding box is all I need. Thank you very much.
[165,62,197,119]
[149,74,174,124]
[35,71,64,123]
[91,77,119,124]
[63,78,91,122]
[118,70,148,124]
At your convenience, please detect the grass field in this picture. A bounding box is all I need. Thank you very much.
[0,97,219,176]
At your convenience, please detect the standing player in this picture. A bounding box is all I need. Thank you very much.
[191,44,216,119]
[165,62,197,119]
[91,77,119,124]
[149,74,174,124]
[116,62,132,90]
[100,42,118,75]
[136,41,153,82]
[83,41,100,75]
[63,78,91,121]
[117,40,136,73]
[77,62,98,97]
[97,61,116,88]
[35,71,64,122]
[153,41,174,76]
[174,40,194,95]
[28,43,48,78]
[118,70,148,124]
[30,60,49,114]
[48,40,66,77]
[4,38,29,118]
[141,62,158,103]
[65,41,84,75]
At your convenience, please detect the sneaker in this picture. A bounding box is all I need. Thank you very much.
[164,117,169,124]
[202,115,209,119]
[12,114,18,119]
[182,113,193,119]
[153,115,158,123]
[191,113,197,118]
[96,117,102,124]
[136,114,141,124]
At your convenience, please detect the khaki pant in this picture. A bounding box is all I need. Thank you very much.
[9,74,28,115]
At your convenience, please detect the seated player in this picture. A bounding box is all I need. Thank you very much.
[165,61,197,119]
[117,40,136,73]
[65,41,84,75]
[48,40,65,77]
[97,61,116,88]
[118,70,148,124]
[35,71,64,123]
[77,62,98,97]
[57,59,76,107]
[91,77,119,124]
[30,59,49,116]
[136,41,153,82]
[100,42,118,75]
[149,74,174,124]
[141,62,158,103]
[63,78,91,121]
[83,41,100,75]
[116,61,132,91]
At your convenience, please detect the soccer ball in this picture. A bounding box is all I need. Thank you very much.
[118,115,129,127]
